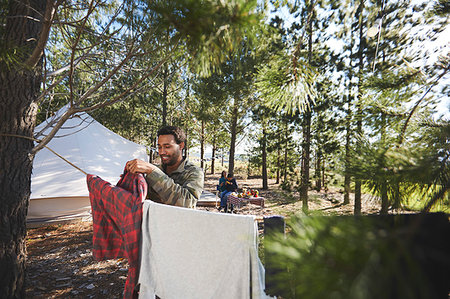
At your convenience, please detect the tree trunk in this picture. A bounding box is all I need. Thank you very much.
[344,21,355,206]
[300,1,314,212]
[380,182,389,215]
[228,99,239,176]
[152,136,157,162]
[322,158,326,191]
[354,0,365,215]
[162,64,168,126]
[200,120,205,169]
[262,126,268,190]
[0,76,38,299]
[314,147,322,191]
[283,126,288,182]
[0,1,47,296]
[300,110,311,212]
[380,113,389,214]
[211,135,216,174]
[344,94,352,205]
[276,148,280,184]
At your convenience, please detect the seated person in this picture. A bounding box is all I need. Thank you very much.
[219,173,238,212]
[217,171,227,193]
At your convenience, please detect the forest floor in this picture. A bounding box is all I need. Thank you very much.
[25,173,387,298]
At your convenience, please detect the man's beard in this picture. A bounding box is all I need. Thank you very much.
[161,151,181,166]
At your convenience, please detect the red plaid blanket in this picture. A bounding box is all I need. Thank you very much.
[87,171,147,299]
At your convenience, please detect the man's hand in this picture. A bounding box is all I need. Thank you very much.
[126,159,156,174]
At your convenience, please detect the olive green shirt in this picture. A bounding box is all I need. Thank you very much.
[145,159,204,208]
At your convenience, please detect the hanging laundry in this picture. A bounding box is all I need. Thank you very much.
[87,171,147,299]
[138,201,272,299]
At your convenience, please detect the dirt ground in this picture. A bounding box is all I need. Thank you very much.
[25,174,383,298]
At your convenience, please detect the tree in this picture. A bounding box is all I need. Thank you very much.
[258,0,318,211]
[192,74,230,174]
[249,103,279,189]
[0,0,260,296]
[206,41,259,176]
[352,0,446,214]
[1,2,58,296]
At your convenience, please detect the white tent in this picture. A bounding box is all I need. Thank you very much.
[29,105,148,225]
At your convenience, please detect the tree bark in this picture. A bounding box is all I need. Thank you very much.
[344,31,354,206]
[300,1,314,212]
[262,126,268,190]
[380,182,389,215]
[354,0,365,215]
[322,158,326,190]
[300,110,311,212]
[380,113,389,214]
[162,64,168,126]
[276,148,280,184]
[200,120,205,170]
[0,1,49,297]
[228,99,239,176]
[314,147,322,191]
[0,75,38,298]
[211,135,216,174]
[283,125,288,182]
[344,94,352,205]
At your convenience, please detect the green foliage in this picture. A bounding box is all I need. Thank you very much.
[34,0,264,150]
[364,68,425,91]
[149,0,262,76]
[256,53,317,115]
[265,215,437,299]
[348,119,449,211]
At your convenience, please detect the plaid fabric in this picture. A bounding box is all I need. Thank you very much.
[227,195,265,208]
[87,171,147,299]
[227,194,242,206]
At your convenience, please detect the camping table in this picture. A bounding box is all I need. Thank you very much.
[227,194,265,210]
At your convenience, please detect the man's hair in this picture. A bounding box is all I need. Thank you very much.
[157,125,186,144]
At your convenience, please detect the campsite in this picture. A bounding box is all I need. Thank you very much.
[25,174,384,298]
[1,0,449,298]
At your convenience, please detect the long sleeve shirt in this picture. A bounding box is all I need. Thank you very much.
[87,172,146,299]
[224,178,238,193]
[145,158,204,208]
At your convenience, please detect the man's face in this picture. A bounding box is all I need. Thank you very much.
[157,134,184,166]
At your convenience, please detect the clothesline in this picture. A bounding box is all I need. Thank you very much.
[1,133,88,175]
[3,133,271,222]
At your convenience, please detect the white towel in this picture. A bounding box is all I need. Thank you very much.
[138,201,271,299]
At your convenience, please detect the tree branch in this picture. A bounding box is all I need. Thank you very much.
[397,65,449,145]
[25,0,60,68]
[32,42,177,154]
[68,0,97,105]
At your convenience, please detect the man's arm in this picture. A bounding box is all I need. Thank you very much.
[146,166,204,208]
[126,159,157,174]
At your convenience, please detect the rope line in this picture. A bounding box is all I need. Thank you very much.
[0,133,88,175]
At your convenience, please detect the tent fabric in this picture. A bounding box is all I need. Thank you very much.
[29,105,148,223]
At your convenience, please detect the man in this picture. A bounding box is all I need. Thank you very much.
[87,126,203,298]
[126,125,204,208]
[219,173,238,212]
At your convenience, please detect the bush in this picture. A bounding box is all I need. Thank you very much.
[265,214,448,299]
